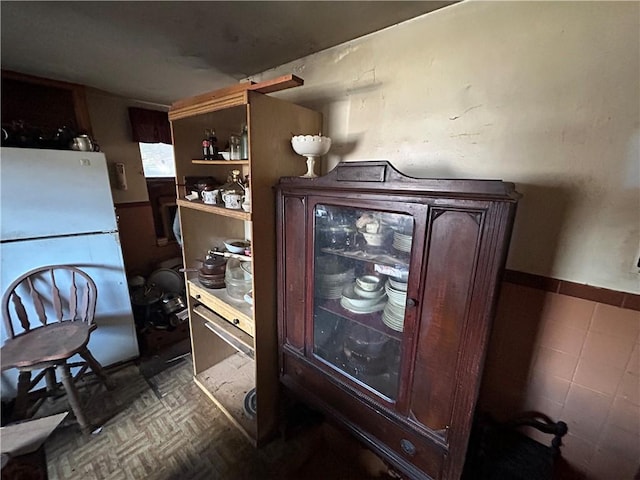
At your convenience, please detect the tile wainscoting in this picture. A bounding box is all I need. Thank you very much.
[479,270,640,479]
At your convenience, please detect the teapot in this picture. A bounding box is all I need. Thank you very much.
[70,134,99,152]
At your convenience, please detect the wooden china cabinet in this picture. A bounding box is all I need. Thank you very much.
[169,75,321,445]
[276,161,520,479]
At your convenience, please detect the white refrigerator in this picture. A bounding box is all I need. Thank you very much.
[0,147,139,398]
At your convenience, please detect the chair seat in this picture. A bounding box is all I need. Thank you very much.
[1,322,93,371]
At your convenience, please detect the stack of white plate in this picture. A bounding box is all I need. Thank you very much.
[382,303,406,332]
[317,281,349,299]
[392,231,413,253]
[382,280,407,332]
[340,283,387,314]
[315,259,355,299]
[388,277,408,292]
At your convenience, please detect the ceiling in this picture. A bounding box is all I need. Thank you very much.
[1,1,455,106]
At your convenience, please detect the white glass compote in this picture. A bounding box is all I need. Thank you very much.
[291,134,331,178]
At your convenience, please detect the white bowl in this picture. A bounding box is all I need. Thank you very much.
[224,238,250,254]
[220,151,230,160]
[362,228,393,247]
[291,135,331,157]
[354,284,386,299]
[355,275,384,292]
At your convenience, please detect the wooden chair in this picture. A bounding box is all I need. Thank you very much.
[1,265,114,434]
[463,411,569,480]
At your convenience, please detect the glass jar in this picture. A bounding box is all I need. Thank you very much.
[229,135,241,160]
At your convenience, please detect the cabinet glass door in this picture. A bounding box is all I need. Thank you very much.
[312,204,414,400]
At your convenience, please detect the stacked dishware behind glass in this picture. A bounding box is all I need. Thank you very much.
[315,257,355,299]
[382,277,408,331]
[392,231,413,253]
[340,275,387,313]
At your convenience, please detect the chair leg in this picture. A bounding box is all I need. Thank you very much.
[57,362,92,435]
[79,348,115,390]
[44,367,63,397]
[12,370,32,421]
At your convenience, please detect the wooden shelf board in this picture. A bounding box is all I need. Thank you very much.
[177,198,250,221]
[320,247,410,268]
[249,74,303,94]
[194,352,257,443]
[170,74,302,113]
[317,299,403,341]
[191,160,249,165]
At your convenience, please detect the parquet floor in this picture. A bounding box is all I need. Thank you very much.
[39,354,389,480]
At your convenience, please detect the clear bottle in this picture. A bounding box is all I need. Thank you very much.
[208,128,219,160]
[239,124,249,159]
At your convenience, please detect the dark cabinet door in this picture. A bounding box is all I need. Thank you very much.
[308,199,425,403]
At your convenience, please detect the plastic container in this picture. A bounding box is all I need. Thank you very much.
[225,259,252,301]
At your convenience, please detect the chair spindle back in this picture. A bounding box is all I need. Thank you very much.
[2,265,98,340]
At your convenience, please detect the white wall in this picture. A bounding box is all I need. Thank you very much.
[86,89,169,204]
[250,1,640,294]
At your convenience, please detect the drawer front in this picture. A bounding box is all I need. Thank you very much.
[283,353,445,479]
[188,281,254,336]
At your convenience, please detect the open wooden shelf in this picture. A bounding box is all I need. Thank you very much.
[177,198,251,221]
[172,79,322,445]
[194,352,257,442]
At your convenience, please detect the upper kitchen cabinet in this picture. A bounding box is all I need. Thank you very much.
[276,161,520,479]
[1,70,92,148]
[169,76,322,445]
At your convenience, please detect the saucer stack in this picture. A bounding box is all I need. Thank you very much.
[392,231,413,253]
[340,283,387,314]
[315,260,355,299]
[316,270,355,299]
[382,280,407,332]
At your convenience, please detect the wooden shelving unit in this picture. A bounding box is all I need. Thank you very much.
[170,78,322,445]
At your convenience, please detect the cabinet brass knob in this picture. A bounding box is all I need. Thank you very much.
[400,439,416,456]
[233,318,240,325]
[406,298,417,308]
[195,294,201,299]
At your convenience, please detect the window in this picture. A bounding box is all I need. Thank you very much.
[139,142,175,178]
